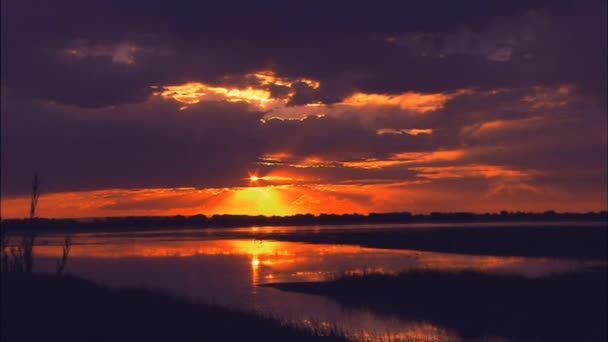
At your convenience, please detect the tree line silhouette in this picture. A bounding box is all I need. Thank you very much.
[2,210,606,233]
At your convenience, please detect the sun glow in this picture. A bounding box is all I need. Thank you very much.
[219,187,294,216]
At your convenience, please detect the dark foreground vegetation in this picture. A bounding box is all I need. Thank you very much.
[2,274,348,342]
[267,268,608,342]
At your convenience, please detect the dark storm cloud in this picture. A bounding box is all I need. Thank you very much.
[347,84,605,137]
[262,115,436,159]
[1,98,265,194]
[0,96,439,195]
[2,0,600,107]
[317,82,607,192]
[1,0,606,207]
[2,82,605,196]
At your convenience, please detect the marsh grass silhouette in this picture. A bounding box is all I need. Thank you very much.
[0,230,34,273]
[266,268,607,341]
[1,173,40,274]
[55,236,72,276]
[0,228,11,272]
[29,172,40,220]
[2,274,350,342]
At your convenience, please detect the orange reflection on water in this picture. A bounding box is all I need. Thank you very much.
[33,237,602,284]
[35,239,303,258]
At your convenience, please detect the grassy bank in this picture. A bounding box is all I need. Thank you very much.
[266,269,607,341]
[251,225,608,259]
[2,274,348,342]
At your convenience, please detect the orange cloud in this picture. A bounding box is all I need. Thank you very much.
[340,150,466,169]
[523,84,575,109]
[258,149,465,170]
[154,71,321,110]
[377,128,434,135]
[341,90,468,112]
[156,82,273,107]
[154,71,469,118]
[461,117,546,140]
[410,164,534,179]
[252,70,320,89]
[62,41,138,65]
[258,152,293,164]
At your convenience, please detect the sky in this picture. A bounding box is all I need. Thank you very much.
[1,0,607,218]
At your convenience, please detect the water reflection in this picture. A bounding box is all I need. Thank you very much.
[34,237,604,281]
[32,234,604,342]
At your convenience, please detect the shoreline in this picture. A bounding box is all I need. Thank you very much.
[2,273,348,342]
[264,268,608,341]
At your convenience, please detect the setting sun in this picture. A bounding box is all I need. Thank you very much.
[251,256,260,267]
[2,2,606,342]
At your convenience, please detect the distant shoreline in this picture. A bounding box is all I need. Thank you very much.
[1,210,606,234]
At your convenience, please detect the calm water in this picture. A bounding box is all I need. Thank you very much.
[31,224,605,342]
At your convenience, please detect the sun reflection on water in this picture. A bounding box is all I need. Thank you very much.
[30,234,605,342]
[33,237,604,283]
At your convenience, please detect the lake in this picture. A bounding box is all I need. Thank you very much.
[31,223,606,342]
